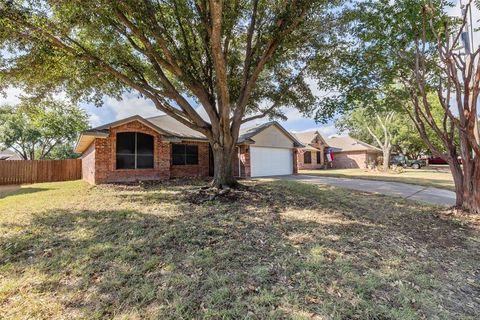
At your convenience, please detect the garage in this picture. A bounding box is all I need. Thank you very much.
[236,121,303,178]
[250,146,293,177]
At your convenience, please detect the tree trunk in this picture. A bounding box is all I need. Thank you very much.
[462,183,480,214]
[382,148,391,172]
[448,159,465,208]
[461,157,480,214]
[211,141,238,188]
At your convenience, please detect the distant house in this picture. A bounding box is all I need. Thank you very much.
[0,149,22,161]
[293,131,329,170]
[325,136,381,169]
[74,115,303,184]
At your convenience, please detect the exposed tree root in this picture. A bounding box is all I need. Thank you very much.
[185,183,257,204]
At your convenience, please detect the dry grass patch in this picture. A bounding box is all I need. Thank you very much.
[0,179,478,319]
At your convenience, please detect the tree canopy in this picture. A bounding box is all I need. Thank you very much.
[319,0,480,213]
[0,98,89,160]
[0,0,344,186]
[312,0,450,122]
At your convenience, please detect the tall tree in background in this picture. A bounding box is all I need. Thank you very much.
[314,0,480,213]
[0,0,342,187]
[0,99,89,160]
[336,108,396,172]
[336,101,443,162]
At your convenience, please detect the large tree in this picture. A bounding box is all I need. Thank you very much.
[314,0,480,213]
[336,101,443,163]
[0,98,89,160]
[336,107,396,172]
[0,0,342,187]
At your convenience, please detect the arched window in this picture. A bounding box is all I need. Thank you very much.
[116,132,154,169]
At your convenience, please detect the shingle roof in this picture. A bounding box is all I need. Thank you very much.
[325,136,381,152]
[292,130,328,150]
[76,114,303,152]
[146,115,207,139]
[293,131,318,145]
[237,121,277,143]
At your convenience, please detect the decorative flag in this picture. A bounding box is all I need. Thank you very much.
[326,148,334,162]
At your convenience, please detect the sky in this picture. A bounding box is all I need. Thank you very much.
[1,2,478,139]
[447,1,480,48]
[0,85,340,138]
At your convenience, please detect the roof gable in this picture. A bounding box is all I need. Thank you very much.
[293,130,328,146]
[239,122,303,147]
[94,115,170,135]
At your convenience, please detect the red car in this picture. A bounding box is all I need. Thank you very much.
[427,156,448,165]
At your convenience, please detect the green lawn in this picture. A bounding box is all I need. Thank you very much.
[0,180,478,319]
[300,166,455,191]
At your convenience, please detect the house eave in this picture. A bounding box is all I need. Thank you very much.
[74,132,109,154]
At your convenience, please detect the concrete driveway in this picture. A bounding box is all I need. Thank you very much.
[276,175,456,207]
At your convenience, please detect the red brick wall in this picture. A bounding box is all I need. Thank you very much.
[296,135,326,170]
[331,151,368,169]
[297,150,324,170]
[82,120,214,184]
[170,141,210,178]
[81,141,96,184]
[93,121,170,184]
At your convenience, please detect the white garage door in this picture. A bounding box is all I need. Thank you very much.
[250,147,293,177]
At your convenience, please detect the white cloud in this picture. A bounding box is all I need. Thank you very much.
[103,95,163,120]
[283,107,308,122]
[445,2,480,51]
[318,125,339,138]
[194,105,211,121]
[0,87,24,105]
[292,125,339,138]
[88,113,103,127]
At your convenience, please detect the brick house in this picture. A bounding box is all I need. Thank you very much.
[293,131,329,170]
[325,136,382,169]
[75,115,303,184]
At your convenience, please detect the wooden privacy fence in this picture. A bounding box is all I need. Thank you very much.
[0,159,82,185]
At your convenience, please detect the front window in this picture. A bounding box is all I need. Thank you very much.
[116,132,154,169]
[316,151,321,164]
[304,151,312,164]
[172,144,199,165]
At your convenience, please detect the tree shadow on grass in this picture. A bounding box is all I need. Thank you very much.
[0,186,54,199]
[0,180,478,319]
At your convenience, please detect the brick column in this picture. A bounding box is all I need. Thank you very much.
[293,149,298,174]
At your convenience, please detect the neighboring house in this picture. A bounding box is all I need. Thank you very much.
[293,131,329,170]
[0,149,22,161]
[74,115,303,184]
[325,136,381,169]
